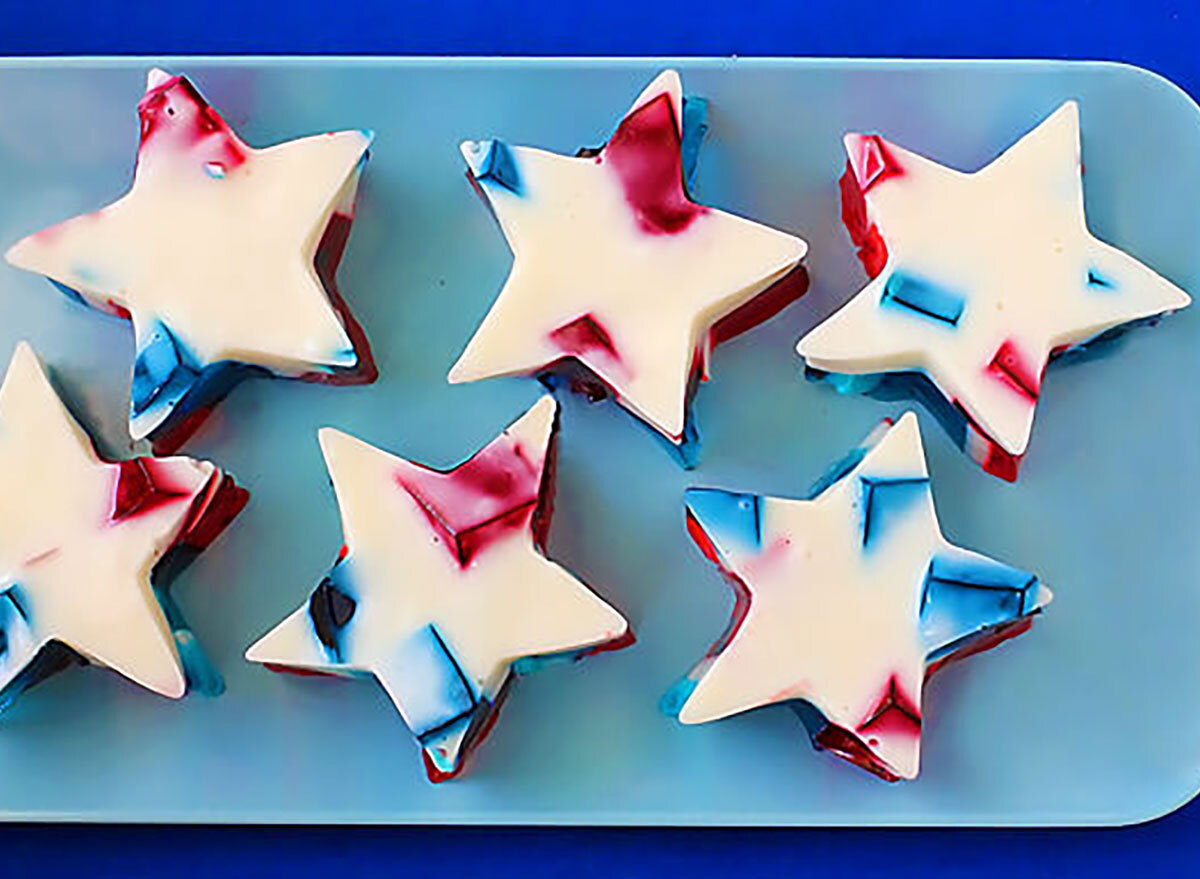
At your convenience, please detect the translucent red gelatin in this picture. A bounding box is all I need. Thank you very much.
[110,458,193,523]
[847,135,904,193]
[603,93,707,236]
[264,663,342,679]
[708,264,811,349]
[684,510,754,659]
[840,162,890,279]
[813,724,904,783]
[396,426,544,568]
[855,675,922,739]
[548,314,623,369]
[301,210,378,388]
[178,470,249,550]
[953,398,1025,482]
[137,75,248,173]
[987,339,1043,402]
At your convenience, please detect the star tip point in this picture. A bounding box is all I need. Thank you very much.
[882,410,928,462]
[657,68,682,88]
[630,69,683,119]
[160,673,188,700]
[528,393,558,418]
[459,138,488,166]
[244,627,287,664]
[639,68,681,95]
[127,420,153,445]
[4,236,35,270]
[662,416,684,441]
[654,408,687,447]
[506,394,559,446]
[1007,434,1031,459]
[445,357,476,385]
[683,487,739,538]
[4,341,45,392]
[789,236,811,262]
[145,67,175,91]
[326,344,359,371]
[316,424,350,449]
[873,744,921,782]
[675,697,710,726]
[1043,100,1081,133]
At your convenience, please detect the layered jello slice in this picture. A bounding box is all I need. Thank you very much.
[664,412,1050,780]
[451,70,808,465]
[246,397,631,781]
[0,342,247,713]
[6,68,375,452]
[798,102,1190,480]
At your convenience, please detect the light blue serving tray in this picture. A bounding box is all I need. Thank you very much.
[0,57,1197,826]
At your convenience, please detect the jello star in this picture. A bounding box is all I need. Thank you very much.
[450,70,807,452]
[246,397,631,781]
[5,68,375,451]
[666,412,1051,781]
[798,102,1190,480]
[0,342,247,711]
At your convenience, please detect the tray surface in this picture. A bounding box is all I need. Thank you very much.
[0,57,1198,825]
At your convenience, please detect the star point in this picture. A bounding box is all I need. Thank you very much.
[669,412,1050,781]
[801,102,1190,479]
[247,396,630,781]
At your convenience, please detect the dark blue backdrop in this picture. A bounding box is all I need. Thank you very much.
[1,0,1197,874]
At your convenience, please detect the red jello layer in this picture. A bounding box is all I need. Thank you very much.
[300,210,378,388]
[685,509,753,659]
[839,161,889,280]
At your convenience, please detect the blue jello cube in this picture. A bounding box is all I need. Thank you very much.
[387,625,477,742]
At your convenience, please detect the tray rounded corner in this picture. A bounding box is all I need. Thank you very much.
[1092,58,1200,128]
[1112,775,1200,829]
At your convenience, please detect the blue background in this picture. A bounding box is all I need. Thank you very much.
[2,0,1199,874]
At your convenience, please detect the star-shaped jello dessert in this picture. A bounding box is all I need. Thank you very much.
[798,102,1190,480]
[451,70,808,464]
[0,342,247,714]
[246,397,631,781]
[6,68,376,453]
[664,412,1050,781]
